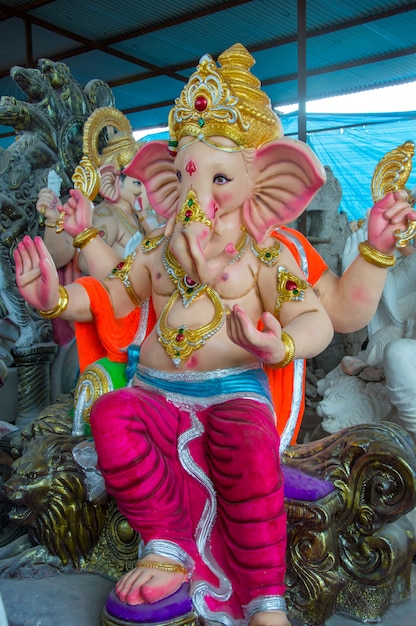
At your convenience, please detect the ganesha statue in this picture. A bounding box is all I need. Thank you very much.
[13,43,416,626]
[14,43,334,626]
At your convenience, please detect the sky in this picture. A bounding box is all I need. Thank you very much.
[277,80,416,115]
[133,80,416,140]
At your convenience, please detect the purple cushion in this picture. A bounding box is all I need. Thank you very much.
[105,582,193,623]
[282,464,335,501]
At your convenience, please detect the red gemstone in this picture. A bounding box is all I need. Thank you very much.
[117,262,124,270]
[194,95,208,112]
[185,276,196,286]
[176,333,184,342]
[286,280,298,291]
[185,209,193,218]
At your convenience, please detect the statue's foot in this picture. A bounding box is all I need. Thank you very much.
[115,555,189,605]
[249,611,291,626]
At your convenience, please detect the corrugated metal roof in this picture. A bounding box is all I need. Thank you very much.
[0,0,415,140]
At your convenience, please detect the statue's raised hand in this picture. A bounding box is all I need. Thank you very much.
[61,188,94,238]
[368,190,416,254]
[36,188,62,223]
[14,236,59,311]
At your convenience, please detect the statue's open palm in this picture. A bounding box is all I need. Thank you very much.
[14,236,59,311]
[226,305,286,365]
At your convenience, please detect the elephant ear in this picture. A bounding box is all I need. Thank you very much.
[98,163,121,202]
[123,141,178,218]
[243,138,326,244]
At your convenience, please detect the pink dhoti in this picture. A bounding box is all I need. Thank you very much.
[90,364,287,623]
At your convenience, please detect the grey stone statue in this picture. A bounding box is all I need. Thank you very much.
[0,59,114,426]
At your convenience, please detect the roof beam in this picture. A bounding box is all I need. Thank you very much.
[263,44,416,88]
[297,0,307,142]
[0,0,55,21]
[0,0,253,82]
[2,1,415,83]
[24,18,34,67]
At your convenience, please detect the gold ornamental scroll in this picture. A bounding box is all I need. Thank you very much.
[371,141,415,248]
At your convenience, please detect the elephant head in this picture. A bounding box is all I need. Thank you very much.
[98,163,160,230]
[123,43,326,282]
[123,135,326,283]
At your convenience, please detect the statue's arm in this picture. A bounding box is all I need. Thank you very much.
[316,263,388,333]
[42,226,76,269]
[77,209,123,276]
[227,247,334,365]
[60,189,123,279]
[270,250,334,363]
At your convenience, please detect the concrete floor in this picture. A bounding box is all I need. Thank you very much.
[0,564,414,626]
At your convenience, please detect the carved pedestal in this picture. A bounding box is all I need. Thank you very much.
[3,407,416,626]
[283,422,416,625]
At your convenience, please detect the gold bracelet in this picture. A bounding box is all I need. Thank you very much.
[358,240,396,268]
[268,331,296,369]
[136,560,188,575]
[44,220,57,228]
[38,285,69,319]
[73,227,100,249]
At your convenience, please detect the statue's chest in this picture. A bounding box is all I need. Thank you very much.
[151,241,270,368]
[213,262,258,301]
[153,255,258,302]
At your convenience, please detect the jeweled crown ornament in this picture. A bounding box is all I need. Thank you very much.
[168,43,283,154]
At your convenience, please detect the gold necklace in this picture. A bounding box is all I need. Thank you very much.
[157,286,226,368]
[110,205,139,235]
[251,238,281,266]
[162,239,207,308]
[157,229,248,366]
[141,233,165,253]
[162,229,249,308]
[228,228,250,265]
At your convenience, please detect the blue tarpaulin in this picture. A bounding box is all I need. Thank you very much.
[281,111,416,221]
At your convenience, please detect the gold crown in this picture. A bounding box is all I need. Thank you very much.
[168,43,282,153]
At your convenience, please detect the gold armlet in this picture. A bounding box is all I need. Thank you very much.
[106,253,141,307]
[358,240,396,268]
[268,331,295,369]
[38,285,69,319]
[73,227,101,249]
[136,560,188,575]
[274,266,309,316]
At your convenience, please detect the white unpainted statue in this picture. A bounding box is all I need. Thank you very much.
[317,224,416,442]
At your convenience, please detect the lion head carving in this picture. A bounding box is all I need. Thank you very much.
[4,433,108,567]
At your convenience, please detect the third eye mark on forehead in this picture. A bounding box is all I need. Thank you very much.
[185,160,197,175]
